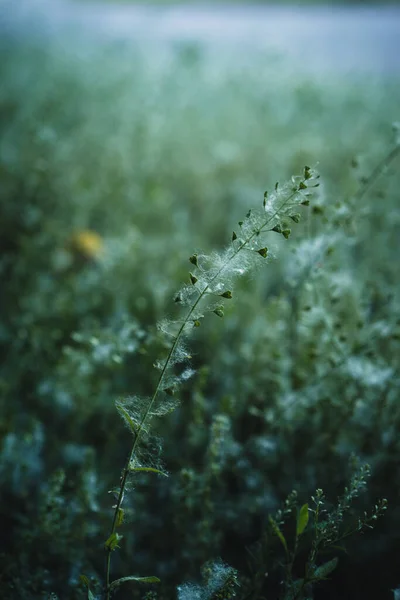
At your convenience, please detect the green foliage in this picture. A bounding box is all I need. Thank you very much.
[1,17,400,600]
[105,167,319,597]
[260,462,387,600]
[296,504,309,537]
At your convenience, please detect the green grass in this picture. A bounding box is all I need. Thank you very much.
[1,25,400,600]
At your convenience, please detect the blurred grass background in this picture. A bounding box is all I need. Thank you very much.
[1,3,400,599]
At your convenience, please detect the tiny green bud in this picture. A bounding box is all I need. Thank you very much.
[189,254,198,266]
[238,220,243,227]
[104,533,123,552]
[232,231,237,241]
[289,213,301,223]
[263,191,268,208]
[257,247,268,258]
[275,182,279,191]
[193,320,201,327]
[304,166,312,180]
[312,205,324,215]
[282,229,291,239]
[220,290,233,299]
[165,387,175,396]
[174,293,182,303]
[298,181,307,190]
[213,307,224,318]
[189,273,198,285]
[301,199,310,206]
[272,224,282,233]
[246,209,252,218]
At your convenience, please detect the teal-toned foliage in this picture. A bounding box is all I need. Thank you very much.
[1,13,400,600]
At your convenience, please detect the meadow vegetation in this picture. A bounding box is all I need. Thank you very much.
[0,23,400,600]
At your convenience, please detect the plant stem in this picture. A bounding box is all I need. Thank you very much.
[104,185,303,598]
[354,143,400,203]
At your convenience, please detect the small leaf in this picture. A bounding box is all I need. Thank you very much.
[129,466,168,477]
[298,181,307,190]
[174,294,182,303]
[232,231,237,241]
[213,307,224,318]
[314,557,339,579]
[189,273,198,285]
[257,247,268,258]
[116,508,124,527]
[272,224,282,233]
[282,229,291,239]
[304,165,312,180]
[104,533,123,552]
[238,220,243,227]
[220,290,233,299]
[296,503,309,536]
[275,182,279,191]
[189,254,198,266]
[301,199,310,206]
[269,516,288,557]
[80,575,95,600]
[116,403,137,435]
[110,576,160,591]
[289,213,301,223]
[87,587,95,599]
[283,579,304,600]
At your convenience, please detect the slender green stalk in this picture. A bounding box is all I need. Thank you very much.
[104,171,317,598]
[354,142,400,202]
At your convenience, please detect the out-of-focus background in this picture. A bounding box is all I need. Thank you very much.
[1,1,400,599]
